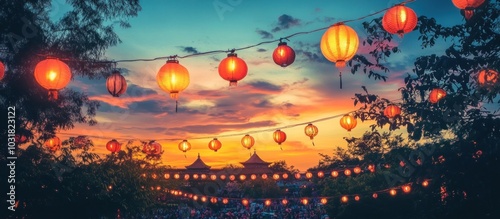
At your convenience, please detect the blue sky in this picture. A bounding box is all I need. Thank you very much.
[53,0,469,170]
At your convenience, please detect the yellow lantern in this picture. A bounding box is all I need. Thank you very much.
[273,174,280,180]
[34,58,72,100]
[241,134,255,150]
[178,140,191,154]
[340,114,357,131]
[239,174,246,181]
[156,59,190,111]
[304,123,319,140]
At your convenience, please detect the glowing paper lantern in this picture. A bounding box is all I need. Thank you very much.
[422,180,429,187]
[341,196,349,203]
[382,5,418,37]
[34,58,72,100]
[373,193,378,199]
[210,174,217,180]
[156,59,190,100]
[178,140,191,153]
[193,174,199,180]
[242,199,249,206]
[220,175,226,180]
[353,167,362,174]
[402,185,412,193]
[294,173,301,179]
[384,105,401,118]
[241,134,255,150]
[273,129,287,146]
[331,171,339,177]
[210,197,217,204]
[273,41,295,67]
[320,23,359,68]
[429,88,446,104]
[239,175,246,181]
[208,138,222,152]
[390,189,397,196]
[201,174,207,180]
[304,123,319,140]
[218,53,248,86]
[273,174,280,180]
[320,198,328,205]
[222,198,229,204]
[281,199,288,205]
[354,195,360,201]
[261,174,268,180]
[184,174,190,180]
[282,173,289,179]
[305,172,313,179]
[44,136,61,152]
[164,173,170,179]
[106,70,127,97]
[344,169,352,176]
[250,174,257,180]
[229,175,236,181]
[106,139,121,153]
[264,199,272,206]
[201,196,207,202]
[452,0,485,20]
[340,114,357,131]
[478,69,498,86]
[0,61,5,81]
[301,198,309,205]
[317,171,325,178]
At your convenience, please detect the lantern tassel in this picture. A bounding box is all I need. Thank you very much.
[175,100,178,113]
[339,72,343,89]
[280,145,283,150]
[184,153,186,158]
[312,140,315,146]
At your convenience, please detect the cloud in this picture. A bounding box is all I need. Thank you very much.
[180,46,199,54]
[272,14,301,32]
[256,48,267,52]
[169,120,278,134]
[255,29,274,39]
[247,80,283,93]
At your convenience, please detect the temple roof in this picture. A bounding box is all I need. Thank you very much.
[185,153,211,169]
[240,150,271,165]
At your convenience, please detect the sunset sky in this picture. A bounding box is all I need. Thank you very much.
[53,0,465,171]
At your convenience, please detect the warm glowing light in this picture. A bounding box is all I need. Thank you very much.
[222,198,229,204]
[218,53,248,86]
[164,173,170,179]
[390,189,397,196]
[384,105,402,118]
[373,193,378,199]
[220,175,226,180]
[355,195,360,201]
[151,173,157,179]
[251,174,257,180]
[201,174,207,180]
[331,171,339,177]
[241,134,255,150]
[174,174,180,179]
[344,169,352,176]
[295,173,301,179]
[429,88,446,104]
[422,180,429,187]
[193,174,199,180]
[210,174,217,180]
[239,175,246,181]
[106,70,127,97]
[382,5,418,37]
[320,198,328,204]
[44,136,61,152]
[273,174,280,180]
[403,185,412,193]
[341,196,348,203]
[210,197,217,204]
[229,175,236,181]
[320,23,359,68]
[304,123,319,140]
[478,69,498,85]
[282,173,289,179]
[242,199,249,206]
[452,0,485,19]
[301,198,309,205]
[208,138,222,152]
[264,199,272,206]
[353,167,361,174]
[156,59,190,100]
[106,139,121,153]
[201,196,207,202]
[34,58,72,100]
[184,174,190,180]
[0,61,5,81]
[178,140,191,153]
[281,199,288,205]
[317,171,325,178]
[273,41,295,67]
[306,172,313,179]
[340,114,357,131]
[273,130,287,145]
[261,174,268,180]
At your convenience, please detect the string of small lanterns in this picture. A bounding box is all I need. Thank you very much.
[153,179,431,206]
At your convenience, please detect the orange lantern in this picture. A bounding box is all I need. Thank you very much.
[273,129,287,146]
[178,140,191,153]
[220,175,226,180]
[390,189,397,196]
[184,174,190,180]
[44,136,61,152]
[261,174,268,180]
[353,167,361,174]
[229,175,236,181]
[239,174,246,181]
[143,141,162,156]
[106,139,121,153]
[193,174,199,180]
[320,198,328,205]
[382,5,418,37]
[164,173,170,179]
[320,23,359,68]
[210,174,217,180]
[340,114,357,131]
[241,134,255,150]
[174,173,180,179]
[301,198,309,205]
[273,41,295,67]
[250,174,257,180]
[422,180,429,187]
[201,196,207,202]
[478,69,498,85]
[106,70,127,97]
[331,171,339,178]
[264,199,272,206]
[193,195,198,201]
[344,169,352,176]
[341,196,348,203]
[282,173,289,179]
[34,58,72,100]
[218,53,248,86]
[151,173,158,179]
[402,185,411,193]
[281,199,288,205]
[210,197,217,204]
[0,60,5,81]
[242,199,249,206]
[354,195,360,201]
[201,174,207,180]
[317,171,324,178]
[273,174,280,180]
[384,105,401,118]
[305,172,313,179]
[304,123,318,140]
[222,198,229,205]
[208,138,222,152]
[156,59,190,100]
[452,0,485,20]
[429,88,446,104]
[294,173,301,179]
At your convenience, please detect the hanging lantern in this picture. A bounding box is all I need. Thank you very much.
[106,70,127,97]
[390,189,397,196]
[452,0,485,20]
[272,41,295,67]
[0,61,5,81]
[261,174,268,180]
[317,171,325,178]
[478,69,498,86]
[331,171,339,177]
[373,193,378,199]
[294,173,301,179]
[384,105,401,118]
[241,134,255,150]
[344,169,352,176]
[264,199,272,206]
[382,5,418,37]
[305,172,313,179]
[193,174,199,180]
[301,198,309,205]
[218,52,248,86]
[341,196,349,203]
[320,198,328,205]
[193,195,198,201]
[106,139,121,153]
[422,180,429,187]
[239,174,246,181]
[174,174,180,179]
[178,140,191,153]
[273,174,280,180]
[164,173,170,179]
[229,175,236,181]
[208,138,222,152]
[157,58,190,112]
[304,123,318,146]
[242,199,249,206]
[184,174,190,180]
[220,175,226,180]
[340,114,357,131]
[429,88,446,104]
[281,199,288,205]
[250,174,257,180]
[143,141,162,156]
[354,195,360,201]
[353,167,362,174]
[282,173,289,179]
[273,130,287,147]
[402,185,412,193]
[34,58,72,100]
[320,23,359,89]
[210,174,217,180]
[222,198,229,205]
[201,196,207,202]
[210,197,218,204]
[44,136,61,152]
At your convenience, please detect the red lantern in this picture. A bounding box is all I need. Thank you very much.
[218,53,248,86]
[304,123,318,140]
[478,69,498,86]
[210,197,217,204]
[241,134,255,150]
[106,70,127,97]
[331,171,339,177]
[222,198,229,205]
[354,195,360,201]
[429,88,446,104]
[384,105,401,118]
[273,129,287,145]
[402,185,411,193]
[157,59,190,100]
[281,199,288,205]
[261,174,268,180]
[44,136,61,152]
[178,140,191,153]
[106,139,121,153]
[34,58,72,100]
[273,42,295,67]
[353,167,362,174]
[143,141,162,155]
[340,114,357,131]
[0,61,5,81]
[320,23,359,68]
[382,5,418,37]
[208,138,222,152]
[452,0,485,20]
